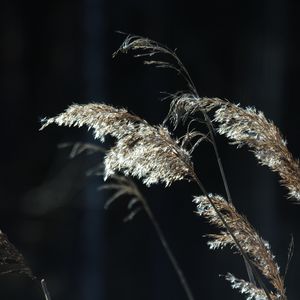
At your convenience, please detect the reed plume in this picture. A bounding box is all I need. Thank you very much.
[114,34,195,89]
[225,273,274,300]
[40,103,193,187]
[0,230,33,278]
[0,231,53,299]
[168,96,300,201]
[214,101,300,201]
[194,194,286,300]
[158,73,300,202]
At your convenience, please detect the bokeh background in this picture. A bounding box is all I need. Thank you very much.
[1,0,300,299]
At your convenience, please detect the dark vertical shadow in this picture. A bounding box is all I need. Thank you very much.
[81,0,106,299]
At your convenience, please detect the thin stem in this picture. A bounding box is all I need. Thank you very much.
[191,171,272,300]
[203,113,232,204]
[202,116,256,284]
[135,189,195,300]
[41,279,52,300]
[170,46,258,284]
[165,45,233,204]
[176,55,257,284]
[203,114,260,286]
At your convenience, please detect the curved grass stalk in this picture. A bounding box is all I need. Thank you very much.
[142,200,195,300]
[62,143,195,300]
[125,179,195,300]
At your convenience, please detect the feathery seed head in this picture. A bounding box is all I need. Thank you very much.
[40,103,143,141]
[0,231,33,278]
[104,125,193,186]
[165,94,224,128]
[41,103,193,187]
[187,97,300,201]
[225,273,277,300]
[194,194,286,299]
[214,102,300,201]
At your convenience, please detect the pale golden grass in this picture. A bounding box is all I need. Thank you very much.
[194,195,285,300]
[39,35,296,300]
[41,103,193,187]
[41,100,284,300]
[167,96,300,201]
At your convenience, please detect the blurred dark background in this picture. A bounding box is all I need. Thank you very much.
[1,0,300,299]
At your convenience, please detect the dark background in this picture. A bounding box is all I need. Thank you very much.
[1,0,300,299]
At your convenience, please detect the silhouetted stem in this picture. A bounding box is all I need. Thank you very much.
[203,113,232,204]
[203,114,257,284]
[135,189,195,300]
